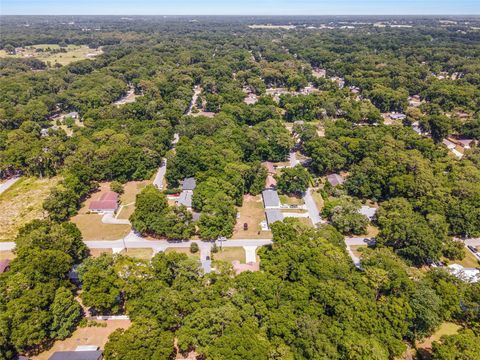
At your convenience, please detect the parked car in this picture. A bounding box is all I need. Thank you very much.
[468,245,478,253]
[243,223,248,231]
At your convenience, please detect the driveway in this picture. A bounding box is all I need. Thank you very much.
[303,188,323,226]
[153,159,167,189]
[0,176,20,196]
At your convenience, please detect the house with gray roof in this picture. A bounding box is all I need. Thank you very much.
[262,189,281,209]
[48,350,102,360]
[326,174,345,187]
[265,209,284,229]
[177,177,196,209]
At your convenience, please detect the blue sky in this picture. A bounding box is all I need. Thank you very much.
[1,0,479,15]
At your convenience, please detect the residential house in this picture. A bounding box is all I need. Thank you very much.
[265,209,284,229]
[262,189,281,209]
[448,264,479,283]
[66,112,79,119]
[89,191,119,214]
[177,177,196,209]
[0,259,11,274]
[359,206,377,221]
[326,174,345,187]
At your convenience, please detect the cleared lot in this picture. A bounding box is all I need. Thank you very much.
[33,319,131,360]
[0,177,60,241]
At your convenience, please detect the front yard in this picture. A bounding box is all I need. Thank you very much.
[232,195,271,239]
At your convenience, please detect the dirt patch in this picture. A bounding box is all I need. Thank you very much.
[88,249,113,257]
[0,177,60,241]
[33,319,131,360]
[232,195,271,239]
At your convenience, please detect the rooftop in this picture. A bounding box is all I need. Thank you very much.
[327,174,345,187]
[48,350,102,360]
[177,190,193,208]
[0,259,11,273]
[89,191,119,212]
[262,189,281,208]
[265,209,284,226]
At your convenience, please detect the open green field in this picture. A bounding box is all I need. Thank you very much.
[0,177,60,241]
[0,44,102,66]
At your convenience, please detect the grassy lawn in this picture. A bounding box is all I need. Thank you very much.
[116,181,149,220]
[0,45,103,66]
[213,247,246,263]
[360,225,380,238]
[71,214,131,241]
[296,217,314,227]
[0,177,60,241]
[311,190,324,212]
[279,194,305,205]
[450,249,480,268]
[416,322,461,354]
[350,245,367,258]
[33,319,131,360]
[120,248,153,260]
[165,247,200,259]
[232,195,272,239]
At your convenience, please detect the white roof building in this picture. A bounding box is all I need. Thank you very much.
[448,264,479,283]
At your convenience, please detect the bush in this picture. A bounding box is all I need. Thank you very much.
[190,242,199,254]
[110,181,124,194]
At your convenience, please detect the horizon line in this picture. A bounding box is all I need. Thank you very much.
[2,14,480,16]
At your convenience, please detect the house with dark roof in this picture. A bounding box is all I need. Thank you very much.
[326,174,345,187]
[48,350,102,360]
[262,189,281,209]
[88,191,119,214]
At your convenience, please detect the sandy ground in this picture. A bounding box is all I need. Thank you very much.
[33,320,131,360]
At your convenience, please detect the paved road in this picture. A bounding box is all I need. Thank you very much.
[463,238,480,247]
[303,188,323,226]
[345,237,374,246]
[0,176,20,196]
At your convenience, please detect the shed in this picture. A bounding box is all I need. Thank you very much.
[262,190,281,209]
[48,351,102,360]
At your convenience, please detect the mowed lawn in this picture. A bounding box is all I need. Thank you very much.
[33,320,131,360]
[416,322,461,353]
[213,247,246,263]
[232,195,271,239]
[116,180,150,220]
[0,177,60,241]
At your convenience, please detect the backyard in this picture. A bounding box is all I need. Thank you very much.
[232,195,271,239]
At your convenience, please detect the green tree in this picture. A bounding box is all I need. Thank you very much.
[50,287,82,340]
[275,165,310,196]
